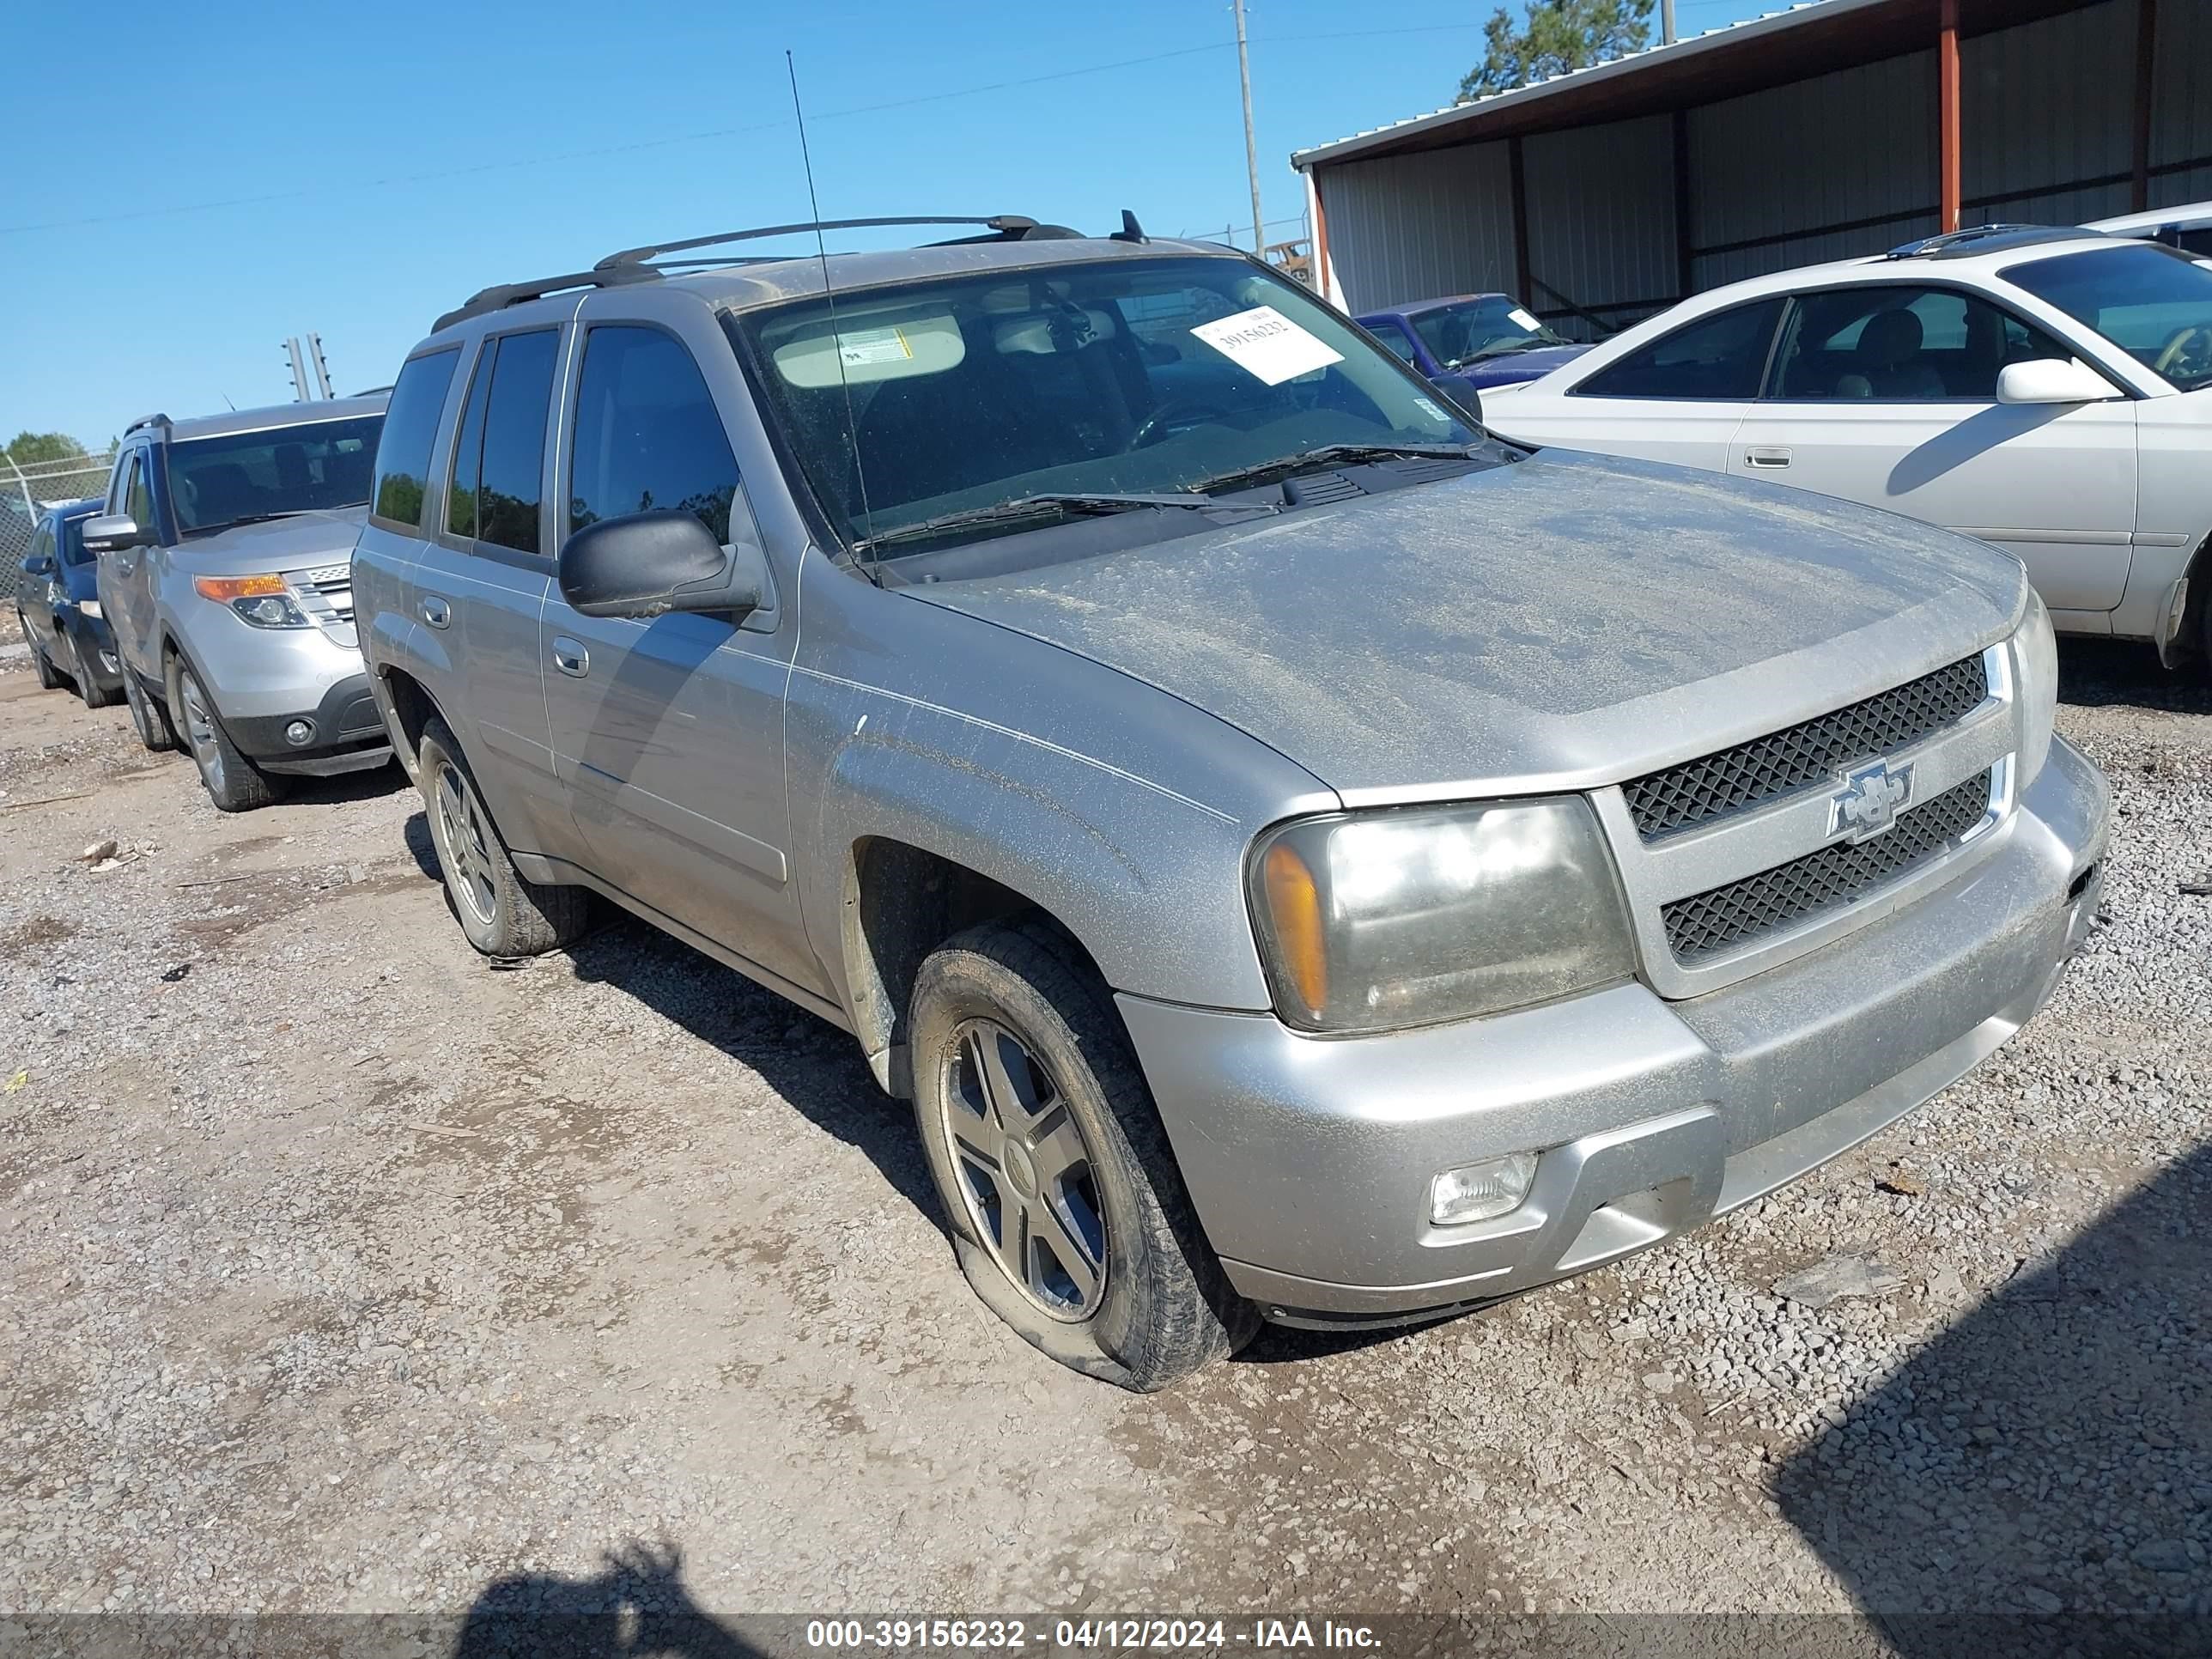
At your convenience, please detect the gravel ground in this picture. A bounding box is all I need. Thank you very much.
[0,639,2205,1653]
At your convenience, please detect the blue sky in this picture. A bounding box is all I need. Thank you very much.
[1,0,1765,447]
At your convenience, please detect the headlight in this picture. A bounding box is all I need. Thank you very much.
[2012,586,2057,783]
[76,598,101,619]
[1248,797,1637,1034]
[193,573,312,629]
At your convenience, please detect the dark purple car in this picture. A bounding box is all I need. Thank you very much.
[1356,294,1592,394]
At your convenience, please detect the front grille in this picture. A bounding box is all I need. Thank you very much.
[1625,655,1988,840]
[287,565,355,626]
[1662,769,1995,963]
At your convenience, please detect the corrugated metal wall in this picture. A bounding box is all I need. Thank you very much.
[1319,143,1516,313]
[1522,115,1677,337]
[1311,0,2212,322]
[1687,52,1936,290]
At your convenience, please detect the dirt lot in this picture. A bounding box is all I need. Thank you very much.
[0,638,2206,1650]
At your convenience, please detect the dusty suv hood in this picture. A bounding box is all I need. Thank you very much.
[173,507,367,575]
[908,450,2027,801]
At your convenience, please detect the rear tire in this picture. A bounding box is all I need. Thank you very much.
[123,667,179,751]
[417,716,590,958]
[908,916,1258,1391]
[170,656,282,813]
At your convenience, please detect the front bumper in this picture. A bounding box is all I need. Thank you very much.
[171,606,389,774]
[1118,737,2110,1327]
[224,672,390,774]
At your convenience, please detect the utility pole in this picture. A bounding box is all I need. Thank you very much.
[1233,0,1264,257]
[307,332,334,400]
[1662,0,1676,45]
[283,337,309,402]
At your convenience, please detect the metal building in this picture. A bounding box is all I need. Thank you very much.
[1291,0,2212,331]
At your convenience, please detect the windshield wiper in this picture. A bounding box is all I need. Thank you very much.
[191,510,311,534]
[853,491,1275,554]
[1188,441,1478,496]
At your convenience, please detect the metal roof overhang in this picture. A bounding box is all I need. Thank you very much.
[1291,0,2094,171]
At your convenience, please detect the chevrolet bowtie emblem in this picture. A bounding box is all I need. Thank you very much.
[1830,757,1915,842]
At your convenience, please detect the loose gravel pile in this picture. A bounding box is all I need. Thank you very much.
[0,639,2204,1648]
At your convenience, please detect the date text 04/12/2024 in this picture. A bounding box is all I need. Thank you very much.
[804,1618,1382,1650]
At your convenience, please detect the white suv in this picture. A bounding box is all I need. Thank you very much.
[1481,224,2212,665]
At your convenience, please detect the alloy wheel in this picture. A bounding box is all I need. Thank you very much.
[939,1018,1109,1322]
[433,763,500,926]
[175,668,226,797]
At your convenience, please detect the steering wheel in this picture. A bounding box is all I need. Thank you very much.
[2154,324,2206,375]
[1128,398,1233,451]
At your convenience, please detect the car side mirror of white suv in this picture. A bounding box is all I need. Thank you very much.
[1996,358,2122,405]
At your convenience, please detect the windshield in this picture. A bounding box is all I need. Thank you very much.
[1407,297,1566,368]
[2002,243,2212,392]
[729,255,1479,557]
[167,414,384,534]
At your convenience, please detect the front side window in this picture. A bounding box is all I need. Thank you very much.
[27,525,53,568]
[568,326,741,544]
[1408,297,1566,370]
[58,515,93,567]
[1767,285,2067,401]
[107,452,137,516]
[730,254,1478,560]
[476,331,561,554]
[167,416,382,536]
[1575,299,1784,400]
[371,348,461,531]
[2002,242,2212,392]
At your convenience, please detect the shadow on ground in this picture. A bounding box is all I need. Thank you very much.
[2057,637,2211,714]
[1781,1142,2211,1654]
[453,1543,764,1658]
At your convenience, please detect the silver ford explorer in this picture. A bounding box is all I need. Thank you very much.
[351,215,2110,1390]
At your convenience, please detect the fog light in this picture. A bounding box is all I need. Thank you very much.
[284,720,314,746]
[1431,1152,1538,1225]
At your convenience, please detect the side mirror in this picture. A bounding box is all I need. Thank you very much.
[21,553,54,577]
[1429,375,1482,427]
[1996,358,2120,405]
[81,514,149,553]
[556,510,763,621]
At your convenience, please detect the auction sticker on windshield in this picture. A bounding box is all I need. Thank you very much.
[1190,306,1344,386]
[1507,306,1542,331]
[837,327,915,367]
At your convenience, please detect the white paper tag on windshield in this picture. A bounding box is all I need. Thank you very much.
[1189,305,1344,386]
[1507,306,1542,331]
[836,326,915,367]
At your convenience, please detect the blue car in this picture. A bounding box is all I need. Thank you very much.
[15,497,125,707]
[1356,294,1592,397]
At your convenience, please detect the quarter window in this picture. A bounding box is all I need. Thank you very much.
[1766,285,2068,401]
[1371,324,1421,365]
[445,349,492,542]
[371,348,461,531]
[568,327,740,544]
[1574,299,1784,401]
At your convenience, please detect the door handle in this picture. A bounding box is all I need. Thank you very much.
[421,596,451,629]
[551,636,589,678]
[1745,447,1792,469]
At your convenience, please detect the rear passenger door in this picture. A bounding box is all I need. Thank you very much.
[540,291,815,994]
[1526,297,1783,471]
[414,321,576,858]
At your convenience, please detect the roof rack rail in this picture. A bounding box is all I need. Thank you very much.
[594,215,1065,269]
[433,264,663,333]
[1886,223,2103,260]
[123,413,171,437]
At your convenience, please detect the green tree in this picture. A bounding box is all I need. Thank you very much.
[1458,0,1654,101]
[3,431,91,468]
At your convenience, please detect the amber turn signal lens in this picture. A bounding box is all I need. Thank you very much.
[193,573,289,602]
[1261,840,1328,1018]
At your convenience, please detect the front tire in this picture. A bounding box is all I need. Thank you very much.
[417,716,590,958]
[171,656,282,812]
[909,917,1258,1391]
[123,666,179,751]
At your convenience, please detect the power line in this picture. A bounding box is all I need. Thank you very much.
[0,24,1493,238]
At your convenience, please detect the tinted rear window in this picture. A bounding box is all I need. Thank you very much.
[371,349,461,530]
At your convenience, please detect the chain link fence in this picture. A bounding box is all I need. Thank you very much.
[1,450,116,605]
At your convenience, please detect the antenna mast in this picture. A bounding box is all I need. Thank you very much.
[787,50,878,567]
